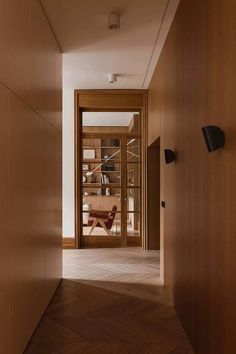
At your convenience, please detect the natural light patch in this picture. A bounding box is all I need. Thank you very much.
[83,112,139,126]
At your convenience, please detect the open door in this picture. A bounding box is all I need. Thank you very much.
[80,112,142,248]
[147,138,160,250]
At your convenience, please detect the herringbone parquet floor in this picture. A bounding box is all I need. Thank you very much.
[25,248,194,354]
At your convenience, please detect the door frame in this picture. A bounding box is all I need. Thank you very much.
[73,89,148,249]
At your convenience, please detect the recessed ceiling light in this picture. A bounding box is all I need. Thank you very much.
[108,13,120,30]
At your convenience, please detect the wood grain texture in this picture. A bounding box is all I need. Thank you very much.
[25,248,193,354]
[9,94,62,354]
[148,0,236,353]
[0,83,10,354]
[0,0,62,130]
[0,1,62,353]
[147,140,160,250]
[77,90,144,109]
[83,126,129,133]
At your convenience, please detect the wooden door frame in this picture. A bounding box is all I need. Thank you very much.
[73,89,148,249]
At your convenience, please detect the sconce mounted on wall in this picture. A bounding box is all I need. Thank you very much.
[202,125,225,152]
[164,149,176,164]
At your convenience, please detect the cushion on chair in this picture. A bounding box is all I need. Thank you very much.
[89,210,109,219]
[87,205,117,229]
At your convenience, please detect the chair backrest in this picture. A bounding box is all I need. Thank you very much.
[107,205,117,229]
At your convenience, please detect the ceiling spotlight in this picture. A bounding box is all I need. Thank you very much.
[108,12,120,30]
[108,73,118,84]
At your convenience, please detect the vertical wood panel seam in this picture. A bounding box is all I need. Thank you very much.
[0,80,61,133]
[38,0,63,53]
[142,0,170,89]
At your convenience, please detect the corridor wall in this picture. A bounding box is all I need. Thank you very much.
[0,1,62,353]
[148,0,236,353]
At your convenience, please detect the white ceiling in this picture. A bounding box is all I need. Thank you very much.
[83,112,138,126]
[41,0,180,90]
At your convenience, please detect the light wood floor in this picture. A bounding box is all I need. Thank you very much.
[25,248,194,354]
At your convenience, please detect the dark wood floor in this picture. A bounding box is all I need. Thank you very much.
[25,248,194,354]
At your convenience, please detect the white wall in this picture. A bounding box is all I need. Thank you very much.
[63,88,74,237]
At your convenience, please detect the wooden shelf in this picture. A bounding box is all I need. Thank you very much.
[83,171,120,174]
[83,146,120,149]
[82,159,121,163]
[83,195,121,198]
[83,183,121,188]
[101,171,120,173]
[101,146,120,149]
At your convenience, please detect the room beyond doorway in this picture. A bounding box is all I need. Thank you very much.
[81,113,141,248]
[72,90,148,249]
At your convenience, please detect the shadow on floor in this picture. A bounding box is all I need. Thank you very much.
[25,279,194,354]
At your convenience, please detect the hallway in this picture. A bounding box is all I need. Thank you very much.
[25,249,193,353]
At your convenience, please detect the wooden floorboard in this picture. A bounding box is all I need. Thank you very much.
[25,248,194,354]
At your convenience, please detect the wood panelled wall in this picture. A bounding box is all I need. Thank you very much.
[148,0,236,353]
[0,1,62,353]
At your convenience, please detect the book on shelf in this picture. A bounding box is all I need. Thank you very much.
[100,173,109,184]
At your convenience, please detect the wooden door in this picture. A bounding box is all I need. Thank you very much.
[72,89,148,250]
[80,135,142,248]
[124,137,142,247]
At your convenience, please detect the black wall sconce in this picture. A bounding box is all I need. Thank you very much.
[202,125,225,152]
[164,149,176,164]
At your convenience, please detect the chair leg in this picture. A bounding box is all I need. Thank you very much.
[98,219,112,236]
[89,218,99,236]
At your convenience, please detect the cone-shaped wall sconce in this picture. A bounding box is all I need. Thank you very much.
[164,149,176,164]
[202,125,225,152]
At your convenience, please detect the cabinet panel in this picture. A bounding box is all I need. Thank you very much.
[0,84,10,354]
[9,94,61,353]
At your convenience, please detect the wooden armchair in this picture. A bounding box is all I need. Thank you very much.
[88,205,117,236]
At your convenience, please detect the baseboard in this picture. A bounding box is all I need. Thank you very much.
[63,237,75,249]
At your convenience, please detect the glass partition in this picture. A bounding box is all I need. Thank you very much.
[80,111,142,246]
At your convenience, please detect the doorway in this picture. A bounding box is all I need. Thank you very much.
[81,131,141,248]
[147,138,160,250]
[74,90,148,249]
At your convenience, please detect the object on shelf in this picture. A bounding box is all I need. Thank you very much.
[101,173,109,184]
[103,153,110,159]
[104,163,114,171]
[82,163,89,171]
[83,149,95,159]
[111,139,119,147]
[83,202,91,225]
[106,188,111,196]
[86,172,96,183]
[129,176,135,185]
[96,189,102,196]
[83,175,87,183]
